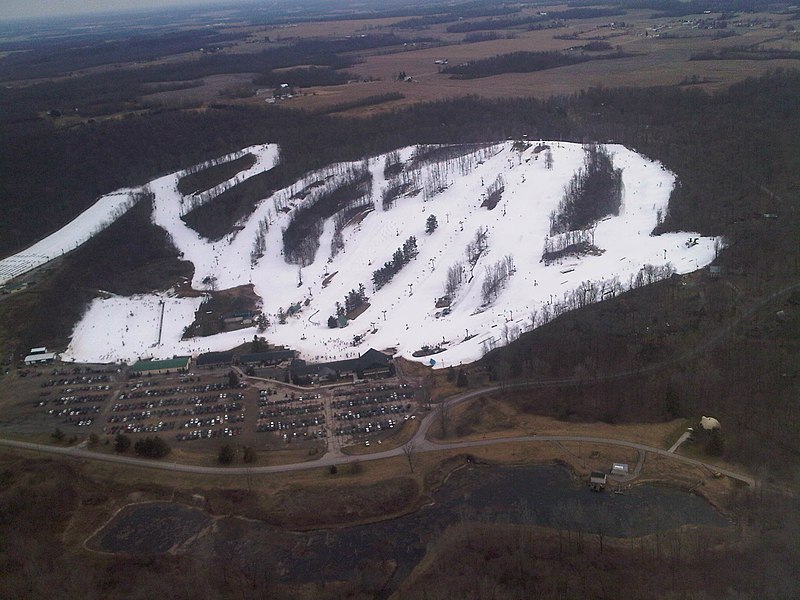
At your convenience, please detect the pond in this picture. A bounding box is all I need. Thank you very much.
[89,501,212,554]
[91,465,730,588]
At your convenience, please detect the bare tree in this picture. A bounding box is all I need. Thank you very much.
[439,400,450,438]
[402,441,416,473]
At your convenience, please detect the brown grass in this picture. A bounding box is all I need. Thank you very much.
[434,391,684,448]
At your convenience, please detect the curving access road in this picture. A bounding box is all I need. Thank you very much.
[0,381,755,486]
[5,277,795,488]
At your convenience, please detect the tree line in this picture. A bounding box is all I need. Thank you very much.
[549,143,623,235]
[372,236,419,290]
[282,165,373,265]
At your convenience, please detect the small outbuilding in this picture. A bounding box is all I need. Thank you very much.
[700,416,721,431]
[611,463,630,476]
[589,471,607,492]
[24,346,57,365]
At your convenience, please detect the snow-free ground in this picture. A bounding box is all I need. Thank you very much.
[62,141,719,367]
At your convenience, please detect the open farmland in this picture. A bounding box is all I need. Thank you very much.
[265,6,800,111]
[1,2,799,599]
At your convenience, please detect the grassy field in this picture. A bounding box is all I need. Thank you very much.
[277,7,800,112]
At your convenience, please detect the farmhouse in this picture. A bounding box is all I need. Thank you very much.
[291,348,393,384]
[131,356,191,375]
[24,346,57,365]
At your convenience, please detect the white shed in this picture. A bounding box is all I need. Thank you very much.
[611,463,630,476]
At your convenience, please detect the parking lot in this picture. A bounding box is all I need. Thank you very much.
[0,362,419,456]
[107,377,245,441]
[330,383,415,446]
[256,388,326,441]
[35,370,116,430]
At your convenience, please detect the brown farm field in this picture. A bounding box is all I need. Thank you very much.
[4,4,797,119]
[2,3,800,597]
[267,7,800,113]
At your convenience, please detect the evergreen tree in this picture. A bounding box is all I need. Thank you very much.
[114,433,131,453]
[426,214,438,233]
[242,446,257,463]
[218,444,235,464]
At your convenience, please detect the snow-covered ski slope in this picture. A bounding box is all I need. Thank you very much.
[63,141,719,367]
[0,144,276,286]
[0,189,138,285]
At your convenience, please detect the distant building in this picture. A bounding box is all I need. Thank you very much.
[589,471,607,491]
[700,415,721,431]
[24,346,57,365]
[611,463,630,476]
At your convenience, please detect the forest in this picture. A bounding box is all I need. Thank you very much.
[1,2,799,593]
[548,143,623,235]
[4,68,797,417]
[281,164,373,265]
[2,69,798,264]
[441,51,593,79]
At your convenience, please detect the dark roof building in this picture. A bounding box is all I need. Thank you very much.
[196,349,296,368]
[196,352,235,367]
[291,348,393,384]
[240,350,296,365]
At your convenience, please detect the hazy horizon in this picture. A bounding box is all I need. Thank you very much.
[0,0,246,21]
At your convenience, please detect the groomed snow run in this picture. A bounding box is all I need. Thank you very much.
[0,144,276,286]
[0,188,139,286]
[62,141,720,368]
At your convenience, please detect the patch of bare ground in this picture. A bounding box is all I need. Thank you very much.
[392,519,752,600]
[141,73,259,106]
[433,392,683,447]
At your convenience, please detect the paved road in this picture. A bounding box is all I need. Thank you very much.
[6,278,794,487]
[668,431,692,453]
[0,384,755,487]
